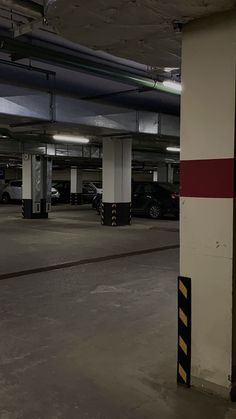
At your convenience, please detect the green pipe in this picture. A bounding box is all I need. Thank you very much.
[0,37,180,96]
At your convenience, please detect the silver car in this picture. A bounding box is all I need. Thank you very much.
[0,180,60,204]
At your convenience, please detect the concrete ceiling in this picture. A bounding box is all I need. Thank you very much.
[46,0,236,68]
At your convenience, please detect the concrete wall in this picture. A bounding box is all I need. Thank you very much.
[52,169,102,182]
[5,167,175,184]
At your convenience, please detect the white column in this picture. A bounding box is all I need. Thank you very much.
[102,138,132,226]
[22,154,51,219]
[70,167,83,205]
[180,13,236,399]
[167,164,174,183]
[157,165,168,182]
[153,169,158,182]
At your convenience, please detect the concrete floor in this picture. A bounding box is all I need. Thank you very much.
[0,205,179,276]
[0,204,234,418]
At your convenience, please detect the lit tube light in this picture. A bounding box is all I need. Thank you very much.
[163,80,182,93]
[53,134,90,144]
[166,147,180,152]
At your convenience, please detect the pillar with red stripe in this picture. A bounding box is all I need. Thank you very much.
[180,12,236,399]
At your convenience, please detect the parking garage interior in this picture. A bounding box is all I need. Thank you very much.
[0,1,235,419]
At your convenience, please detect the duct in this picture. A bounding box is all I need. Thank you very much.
[0,83,180,136]
[13,19,45,38]
[56,97,160,134]
[159,114,180,137]
[0,0,43,19]
[0,88,51,120]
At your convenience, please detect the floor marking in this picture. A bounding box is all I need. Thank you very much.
[0,244,179,281]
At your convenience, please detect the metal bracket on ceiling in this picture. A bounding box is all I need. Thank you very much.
[173,20,183,33]
[12,16,48,38]
[172,17,191,33]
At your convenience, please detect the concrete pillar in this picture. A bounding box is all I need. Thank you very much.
[22,154,52,219]
[153,169,158,182]
[167,164,174,184]
[157,165,168,182]
[70,167,83,205]
[0,167,5,191]
[102,138,132,226]
[180,13,236,399]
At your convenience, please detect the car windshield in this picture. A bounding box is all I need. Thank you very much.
[93,182,102,189]
[158,182,179,193]
[11,181,22,187]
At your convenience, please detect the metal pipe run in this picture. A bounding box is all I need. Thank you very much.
[0,0,43,19]
[0,36,180,96]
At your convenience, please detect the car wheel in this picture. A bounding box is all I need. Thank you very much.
[148,203,162,219]
[2,193,10,204]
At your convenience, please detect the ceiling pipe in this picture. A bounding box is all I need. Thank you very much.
[0,0,43,19]
[0,57,179,115]
[0,36,180,96]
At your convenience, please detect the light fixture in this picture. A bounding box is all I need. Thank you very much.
[53,134,90,144]
[166,147,180,153]
[163,80,182,93]
[164,67,179,73]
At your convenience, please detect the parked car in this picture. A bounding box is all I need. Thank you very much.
[92,181,179,219]
[52,181,103,204]
[90,182,102,194]
[1,180,60,204]
[52,181,70,203]
[83,182,102,204]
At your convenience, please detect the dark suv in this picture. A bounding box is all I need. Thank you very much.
[132,182,179,219]
[93,181,179,219]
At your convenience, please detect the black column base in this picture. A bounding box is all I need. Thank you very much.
[101,202,131,226]
[22,199,49,219]
[70,193,83,205]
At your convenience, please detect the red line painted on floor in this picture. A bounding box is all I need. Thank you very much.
[180,158,235,198]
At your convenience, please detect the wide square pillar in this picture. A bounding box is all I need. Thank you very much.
[180,13,236,399]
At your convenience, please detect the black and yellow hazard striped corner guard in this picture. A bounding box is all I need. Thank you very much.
[177,276,191,387]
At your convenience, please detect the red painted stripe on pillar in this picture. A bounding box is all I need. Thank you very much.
[180,159,235,198]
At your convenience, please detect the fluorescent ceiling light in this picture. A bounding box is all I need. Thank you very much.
[163,80,182,93]
[53,134,90,144]
[166,147,180,153]
[164,67,179,73]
